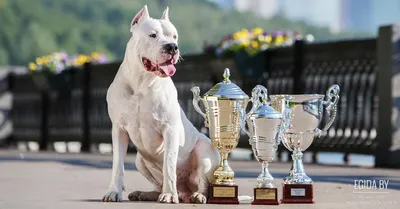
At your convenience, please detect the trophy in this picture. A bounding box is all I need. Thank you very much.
[241,85,290,205]
[269,85,340,204]
[191,68,249,204]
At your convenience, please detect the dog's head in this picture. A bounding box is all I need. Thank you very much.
[129,5,179,78]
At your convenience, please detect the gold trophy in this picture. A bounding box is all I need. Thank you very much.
[191,68,249,204]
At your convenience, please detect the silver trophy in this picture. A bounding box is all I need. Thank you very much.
[270,85,340,203]
[269,85,340,203]
[241,85,290,205]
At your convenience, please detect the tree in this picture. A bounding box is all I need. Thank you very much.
[0,0,371,66]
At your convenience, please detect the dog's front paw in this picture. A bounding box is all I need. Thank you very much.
[102,190,123,202]
[189,192,207,204]
[157,193,179,203]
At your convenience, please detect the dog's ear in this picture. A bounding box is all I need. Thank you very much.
[131,5,150,26]
[161,7,169,20]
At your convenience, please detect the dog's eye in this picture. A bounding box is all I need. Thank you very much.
[173,35,177,39]
[149,34,157,38]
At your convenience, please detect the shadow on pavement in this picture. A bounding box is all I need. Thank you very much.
[2,155,399,190]
[235,171,400,190]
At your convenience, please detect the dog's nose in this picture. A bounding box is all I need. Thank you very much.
[163,43,178,55]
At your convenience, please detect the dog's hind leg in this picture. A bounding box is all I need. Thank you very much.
[128,154,162,201]
[102,125,130,202]
[188,135,220,204]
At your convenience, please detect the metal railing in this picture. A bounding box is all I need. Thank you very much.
[6,25,400,168]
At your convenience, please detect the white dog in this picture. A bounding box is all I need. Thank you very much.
[102,5,219,204]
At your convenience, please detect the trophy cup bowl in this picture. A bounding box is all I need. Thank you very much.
[191,68,249,204]
[241,85,290,205]
[269,84,340,204]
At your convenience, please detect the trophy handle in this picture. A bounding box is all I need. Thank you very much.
[252,85,269,105]
[191,86,208,127]
[248,84,268,116]
[240,108,251,137]
[278,107,292,144]
[317,84,340,136]
[241,85,268,137]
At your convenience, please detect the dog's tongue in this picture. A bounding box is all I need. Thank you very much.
[159,62,176,77]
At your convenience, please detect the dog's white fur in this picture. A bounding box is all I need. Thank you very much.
[102,5,219,204]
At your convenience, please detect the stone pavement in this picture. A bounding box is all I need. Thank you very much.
[0,150,399,209]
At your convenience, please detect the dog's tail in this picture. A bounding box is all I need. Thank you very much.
[238,195,253,202]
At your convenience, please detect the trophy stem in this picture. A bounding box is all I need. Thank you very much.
[284,149,313,184]
[292,149,305,174]
[262,161,269,176]
[219,152,229,167]
[256,161,274,188]
[213,152,235,185]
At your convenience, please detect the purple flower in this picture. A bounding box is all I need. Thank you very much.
[55,63,65,74]
[59,51,69,61]
[275,31,284,36]
[97,55,109,64]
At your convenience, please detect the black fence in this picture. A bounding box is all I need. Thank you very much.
[6,25,400,168]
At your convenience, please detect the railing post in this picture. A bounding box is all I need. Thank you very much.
[343,153,350,165]
[1,72,14,148]
[312,152,319,164]
[293,40,305,94]
[81,62,91,152]
[376,25,400,168]
[39,91,49,151]
[263,48,272,88]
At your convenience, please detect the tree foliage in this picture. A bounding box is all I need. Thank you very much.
[0,0,371,65]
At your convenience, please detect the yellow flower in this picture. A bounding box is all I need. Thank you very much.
[252,27,263,35]
[251,41,259,49]
[265,35,272,43]
[232,32,240,40]
[91,52,100,60]
[74,55,91,66]
[29,62,37,71]
[275,36,284,45]
[233,31,246,40]
[242,40,250,47]
[84,55,91,63]
[54,53,61,61]
[37,56,50,65]
[36,58,44,66]
[43,56,50,64]
[232,28,250,40]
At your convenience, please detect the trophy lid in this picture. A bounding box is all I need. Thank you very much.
[204,68,249,99]
[251,95,282,119]
[252,103,282,119]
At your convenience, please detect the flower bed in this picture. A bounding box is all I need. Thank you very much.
[203,28,314,78]
[210,28,314,59]
[28,52,109,92]
[28,52,109,74]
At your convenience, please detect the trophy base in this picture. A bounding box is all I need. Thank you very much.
[251,187,279,205]
[207,184,239,204]
[281,184,314,204]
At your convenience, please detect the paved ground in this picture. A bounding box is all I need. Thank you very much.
[0,150,399,209]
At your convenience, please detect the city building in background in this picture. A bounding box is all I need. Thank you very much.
[234,0,279,19]
[341,0,400,33]
[208,0,400,34]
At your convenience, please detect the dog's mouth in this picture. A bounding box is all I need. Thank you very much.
[142,57,176,77]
